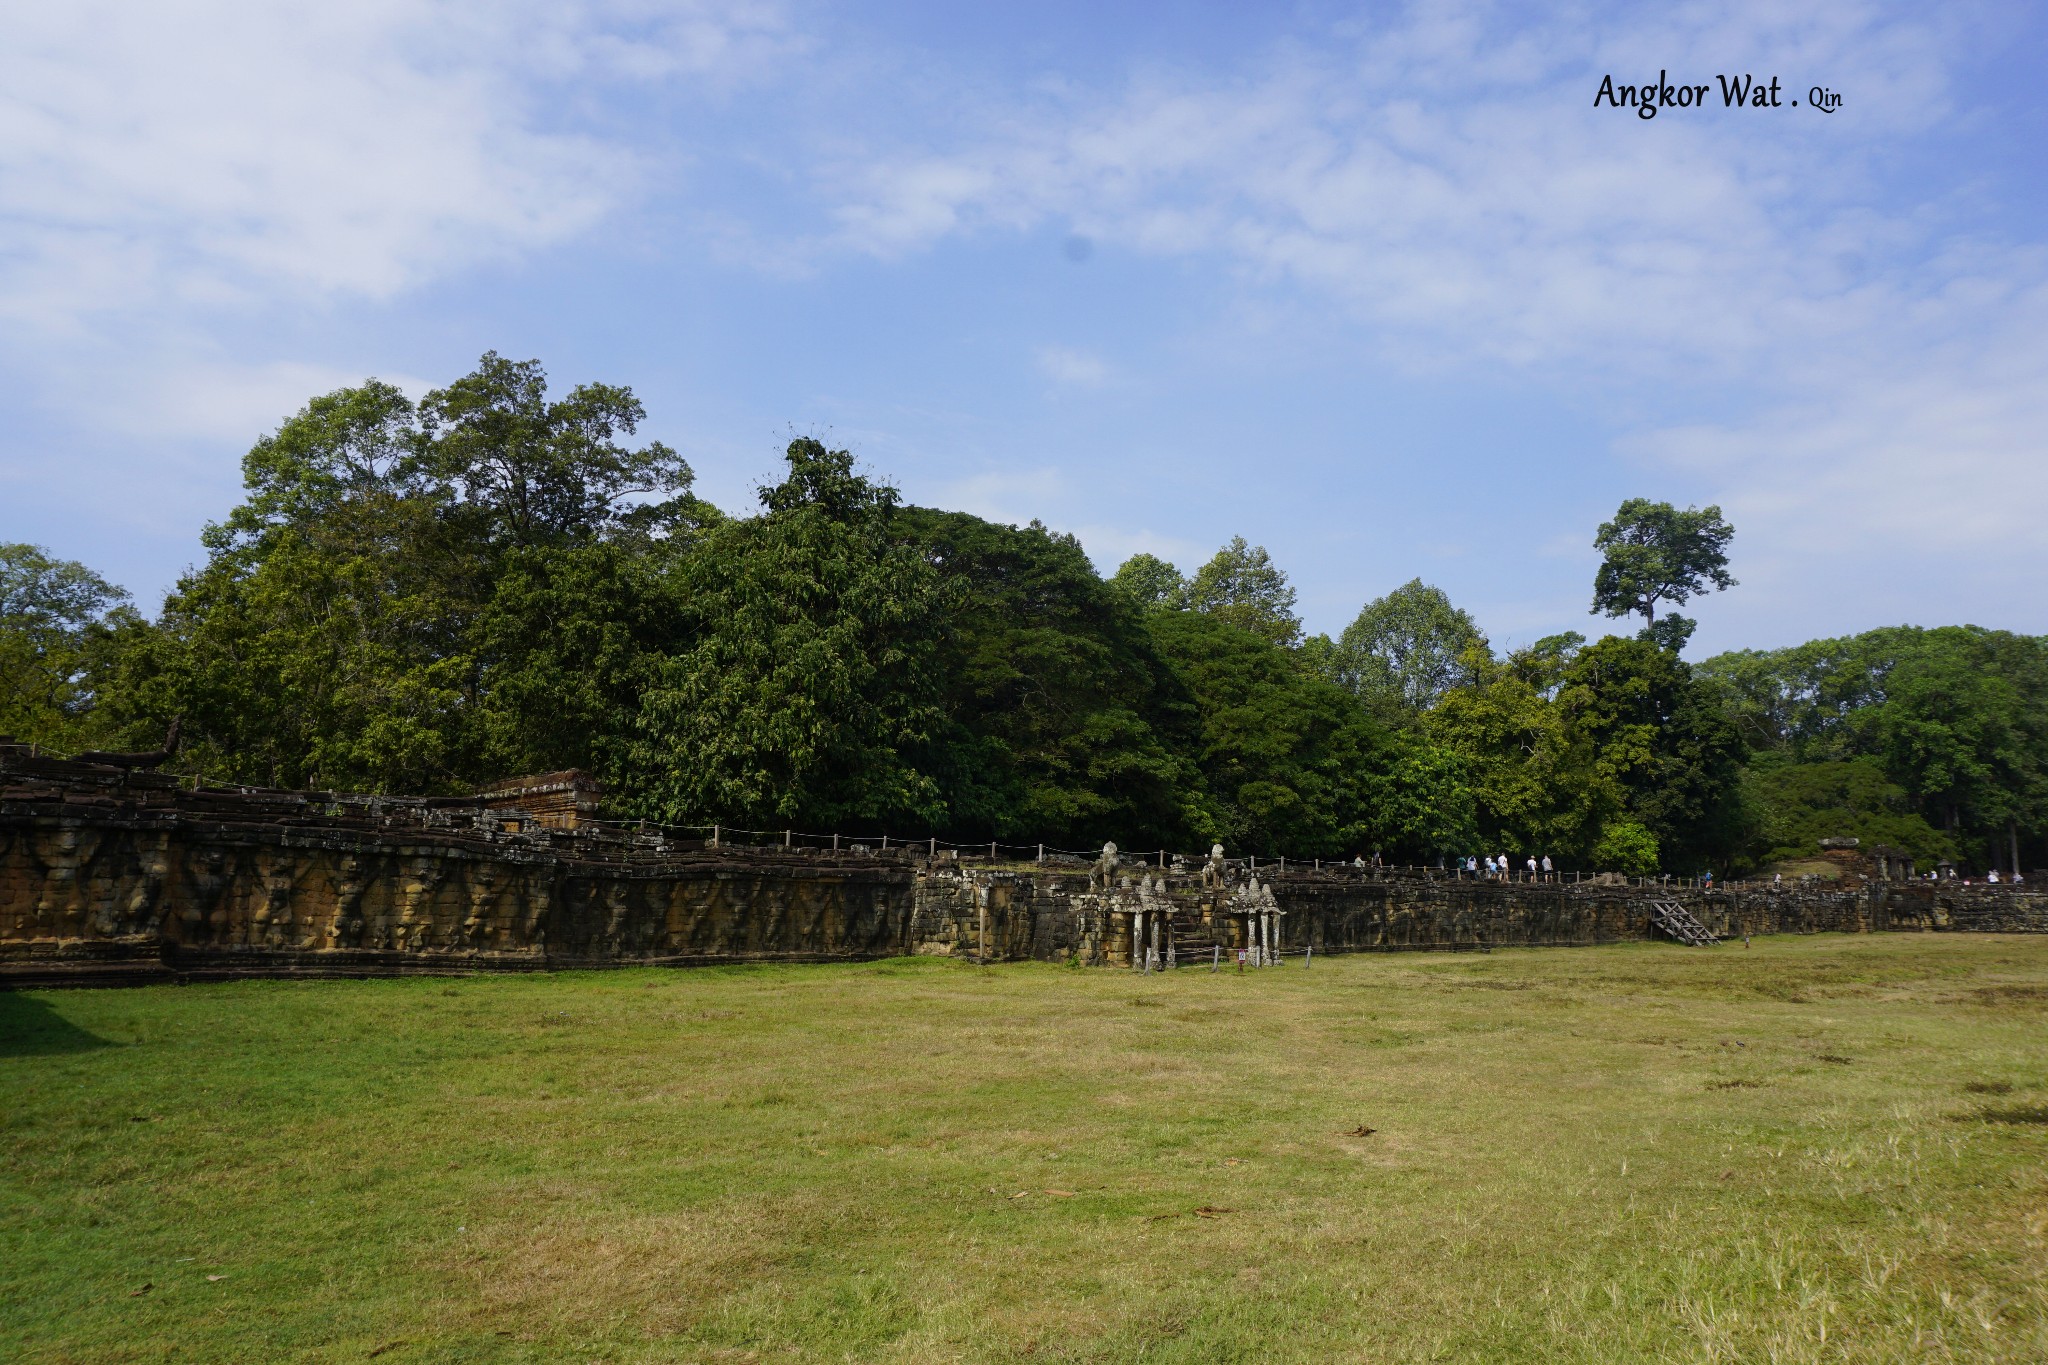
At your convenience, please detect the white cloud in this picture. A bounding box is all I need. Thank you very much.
[798,3,2044,623]
[6,0,2041,640]
[0,0,801,554]
[0,0,795,332]
[929,466,1071,525]
[1036,346,1110,387]
[127,358,438,444]
[821,9,1969,380]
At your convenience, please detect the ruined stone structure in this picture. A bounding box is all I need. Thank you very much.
[5,744,2044,987]
[476,771,603,830]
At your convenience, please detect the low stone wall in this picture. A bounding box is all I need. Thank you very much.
[5,748,2044,986]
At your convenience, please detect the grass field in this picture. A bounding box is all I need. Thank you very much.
[5,935,2047,1364]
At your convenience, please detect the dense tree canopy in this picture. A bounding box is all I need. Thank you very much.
[1700,626,2048,873]
[100,357,710,794]
[1144,610,1384,856]
[895,509,1194,847]
[10,358,2041,876]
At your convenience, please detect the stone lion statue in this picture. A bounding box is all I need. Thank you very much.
[1090,841,1120,890]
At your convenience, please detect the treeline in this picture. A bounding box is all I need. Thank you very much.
[4,355,2044,874]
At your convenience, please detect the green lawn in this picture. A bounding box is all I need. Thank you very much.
[4,936,2046,1363]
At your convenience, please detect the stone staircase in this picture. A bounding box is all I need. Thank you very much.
[1170,929,1225,967]
[1648,899,1718,947]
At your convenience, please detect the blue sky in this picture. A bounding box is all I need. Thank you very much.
[4,1,2044,656]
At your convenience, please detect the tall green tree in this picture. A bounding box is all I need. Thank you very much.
[1429,646,1611,861]
[149,380,476,791]
[897,511,1196,847]
[1558,636,1747,871]
[1144,611,1384,856]
[1370,742,1480,863]
[419,351,694,547]
[617,440,948,831]
[1108,553,1188,611]
[1183,537,1301,647]
[133,356,699,793]
[1336,578,1487,717]
[1591,499,1736,653]
[0,543,134,748]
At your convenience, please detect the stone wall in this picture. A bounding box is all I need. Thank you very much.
[5,747,2045,987]
[906,858,2048,966]
[0,749,918,987]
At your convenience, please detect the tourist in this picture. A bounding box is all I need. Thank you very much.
[1541,855,1553,880]
[1988,869,2000,884]
[1526,856,1537,880]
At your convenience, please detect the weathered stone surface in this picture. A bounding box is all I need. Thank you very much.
[5,744,2044,986]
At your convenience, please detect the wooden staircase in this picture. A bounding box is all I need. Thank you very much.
[1649,899,1718,947]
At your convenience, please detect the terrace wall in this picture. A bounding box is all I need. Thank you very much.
[4,747,2043,986]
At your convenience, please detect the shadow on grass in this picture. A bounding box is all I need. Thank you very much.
[0,992,116,1057]
[1965,1104,2048,1126]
